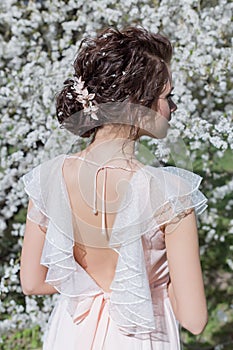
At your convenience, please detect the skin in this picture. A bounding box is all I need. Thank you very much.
[20,76,208,335]
[165,212,208,334]
[157,80,177,120]
[137,79,177,139]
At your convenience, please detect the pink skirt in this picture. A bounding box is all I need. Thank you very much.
[43,292,180,350]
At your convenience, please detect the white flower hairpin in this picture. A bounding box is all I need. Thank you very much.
[68,76,99,120]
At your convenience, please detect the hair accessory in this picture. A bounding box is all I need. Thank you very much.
[68,76,99,120]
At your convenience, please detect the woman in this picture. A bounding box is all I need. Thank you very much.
[20,27,208,349]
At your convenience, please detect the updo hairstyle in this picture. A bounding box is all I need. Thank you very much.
[56,26,172,138]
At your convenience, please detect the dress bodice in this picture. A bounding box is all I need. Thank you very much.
[22,153,207,340]
[142,229,169,288]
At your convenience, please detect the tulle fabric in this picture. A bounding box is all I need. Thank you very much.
[23,154,207,349]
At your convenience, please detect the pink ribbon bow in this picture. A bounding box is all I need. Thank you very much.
[72,291,111,349]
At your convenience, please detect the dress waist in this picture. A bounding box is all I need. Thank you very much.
[150,282,168,298]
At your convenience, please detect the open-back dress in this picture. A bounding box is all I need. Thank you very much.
[23,153,207,350]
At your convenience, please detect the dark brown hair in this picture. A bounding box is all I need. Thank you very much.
[56,26,172,138]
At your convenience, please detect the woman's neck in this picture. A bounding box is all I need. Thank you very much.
[81,137,136,165]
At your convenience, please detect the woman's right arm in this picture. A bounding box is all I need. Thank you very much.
[20,199,58,296]
[164,210,208,335]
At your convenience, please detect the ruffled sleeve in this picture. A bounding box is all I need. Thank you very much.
[23,162,49,228]
[22,154,101,297]
[150,166,207,226]
[109,165,207,247]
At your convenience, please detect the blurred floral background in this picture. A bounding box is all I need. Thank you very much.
[0,0,232,349]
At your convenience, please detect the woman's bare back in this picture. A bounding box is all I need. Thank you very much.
[62,153,143,292]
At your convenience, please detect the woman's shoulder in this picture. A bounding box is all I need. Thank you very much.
[145,165,203,191]
[144,164,207,218]
[22,154,67,187]
[41,153,67,168]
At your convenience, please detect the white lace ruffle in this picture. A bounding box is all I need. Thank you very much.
[109,240,156,335]
[109,165,207,246]
[22,154,207,337]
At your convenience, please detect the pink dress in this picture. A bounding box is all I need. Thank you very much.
[23,154,207,350]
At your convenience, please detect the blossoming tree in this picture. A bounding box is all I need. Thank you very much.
[0,0,232,349]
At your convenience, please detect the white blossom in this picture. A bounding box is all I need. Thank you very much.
[0,0,232,344]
